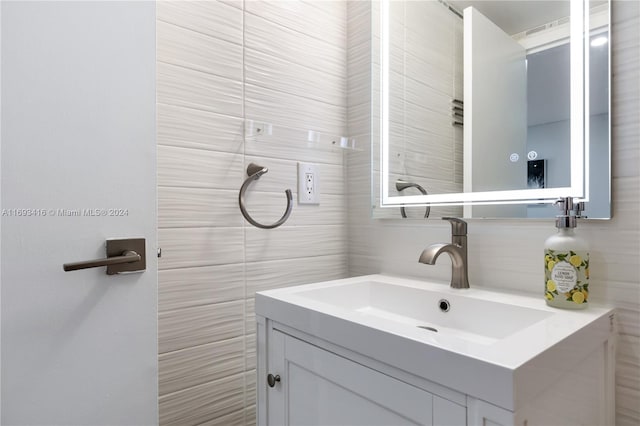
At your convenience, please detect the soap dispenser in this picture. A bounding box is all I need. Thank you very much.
[544,197,590,309]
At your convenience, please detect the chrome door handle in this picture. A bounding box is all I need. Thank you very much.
[63,238,146,275]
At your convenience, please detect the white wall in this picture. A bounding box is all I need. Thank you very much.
[348,1,640,424]
[156,1,348,424]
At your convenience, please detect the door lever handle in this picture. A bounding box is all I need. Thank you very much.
[63,251,140,272]
[63,238,146,275]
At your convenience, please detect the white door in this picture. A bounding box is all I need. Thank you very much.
[464,6,527,217]
[1,1,157,424]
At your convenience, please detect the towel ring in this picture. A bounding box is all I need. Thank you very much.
[239,163,293,229]
[396,179,430,219]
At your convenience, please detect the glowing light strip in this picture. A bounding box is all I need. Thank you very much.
[583,0,591,202]
[380,0,390,206]
[570,0,586,199]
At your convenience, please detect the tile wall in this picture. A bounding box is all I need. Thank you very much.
[157,1,349,424]
[347,1,640,424]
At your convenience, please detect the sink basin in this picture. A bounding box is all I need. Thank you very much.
[256,274,614,411]
[295,279,552,345]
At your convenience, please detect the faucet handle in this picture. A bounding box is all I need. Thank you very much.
[442,217,467,236]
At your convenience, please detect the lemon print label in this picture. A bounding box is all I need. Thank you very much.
[544,249,589,307]
[551,261,577,293]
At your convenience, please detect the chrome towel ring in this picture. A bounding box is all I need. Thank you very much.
[239,163,292,229]
[396,179,430,219]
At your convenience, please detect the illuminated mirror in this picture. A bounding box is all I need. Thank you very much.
[374,0,611,219]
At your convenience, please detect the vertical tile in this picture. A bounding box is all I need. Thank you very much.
[159,337,245,395]
[159,264,245,312]
[158,145,243,190]
[157,62,242,117]
[157,20,242,79]
[157,0,243,45]
[157,103,244,153]
[159,373,245,426]
[245,225,346,262]
[159,301,244,354]
[158,227,244,270]
[159,187,241,229]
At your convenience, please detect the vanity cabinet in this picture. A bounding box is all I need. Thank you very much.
[257,319,524,426]
[260,327,466,426]
[255,275,615,426]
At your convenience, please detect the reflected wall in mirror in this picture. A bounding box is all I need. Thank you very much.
[373,0,611,220]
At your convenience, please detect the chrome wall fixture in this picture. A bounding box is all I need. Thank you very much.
[396,179,430,218]
[239,163,292,229]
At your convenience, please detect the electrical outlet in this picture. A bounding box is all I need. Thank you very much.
[298,162,320,205]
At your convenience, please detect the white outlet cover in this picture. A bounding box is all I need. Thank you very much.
[298,162,320,205]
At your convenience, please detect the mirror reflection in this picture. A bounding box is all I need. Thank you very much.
[374,0,610,219]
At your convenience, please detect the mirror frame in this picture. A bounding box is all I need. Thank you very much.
[379,0,589,208]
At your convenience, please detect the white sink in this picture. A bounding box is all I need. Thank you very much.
[295,279,552,345]
[256,274,614,411]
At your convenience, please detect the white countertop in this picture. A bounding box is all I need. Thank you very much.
[256,274,615,410]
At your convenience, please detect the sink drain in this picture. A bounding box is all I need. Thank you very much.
[417,325,438,333]
[438,299,450,312]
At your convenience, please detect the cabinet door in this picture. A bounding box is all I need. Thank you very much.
[267,331,433,425]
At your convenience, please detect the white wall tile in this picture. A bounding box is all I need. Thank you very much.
[245,370,257,410]
[157,21,242,80]
[246,1,345,47]
[245,298,256,337]
[159,187,241,229]
[158,62,242,117]
[244,405,257,426]
[157,0,242,46]
[245,254,348,297]
[158,104,243,153]
[245,83,346,135]
[159,336,245,396]
[617,385,640,425]
[159,300,244,354]
[198,410,245,426]
[158,227,244,270]
[219,1,242,11]
[158,145,243,189]
[245,12,346,80]
[245,48,346,106]
[245,225,346,263]
[245,335,256,374]
[615,307,640,338]
[159,372,245,426]
[159,264,245,312]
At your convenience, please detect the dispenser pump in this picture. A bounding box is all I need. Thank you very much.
[555,197,577,229]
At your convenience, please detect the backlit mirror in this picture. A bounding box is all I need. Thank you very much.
[373,0,610,219]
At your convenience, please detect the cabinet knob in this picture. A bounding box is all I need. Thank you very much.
[267,373,281,388]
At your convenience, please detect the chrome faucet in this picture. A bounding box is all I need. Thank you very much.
[419,217,469,289]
